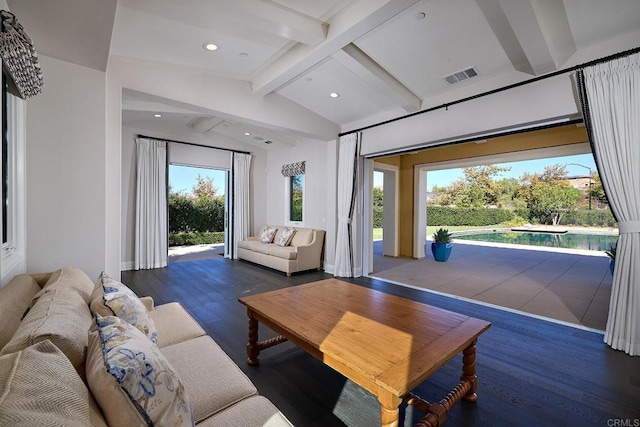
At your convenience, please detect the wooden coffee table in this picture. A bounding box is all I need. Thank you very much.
[238,279,491,427]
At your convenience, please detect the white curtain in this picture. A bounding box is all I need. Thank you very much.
[134,138,168,270]
[232,153,252,259]
[578,52,640,356]
[334,133,360,277]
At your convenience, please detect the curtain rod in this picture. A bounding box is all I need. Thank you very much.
[339,46,640,137]
[137,134,251,155]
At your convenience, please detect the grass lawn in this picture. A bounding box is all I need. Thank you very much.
[372,225,503,241]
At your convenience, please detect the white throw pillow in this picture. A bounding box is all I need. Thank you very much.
[259,226,277,243]
[276,227,296,246]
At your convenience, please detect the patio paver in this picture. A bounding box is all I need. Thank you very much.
[371,240,611,330]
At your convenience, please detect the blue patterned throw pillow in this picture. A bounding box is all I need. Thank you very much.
[87,314,194,427]
[90,272,158,345]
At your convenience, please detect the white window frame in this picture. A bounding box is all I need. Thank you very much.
[1,72,26,285]
[284,174,305,227]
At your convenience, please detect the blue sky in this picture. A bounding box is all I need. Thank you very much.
[172,152,596,196]
[169,165,226,196]
[374,153,596,191]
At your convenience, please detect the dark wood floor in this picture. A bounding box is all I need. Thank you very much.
[122,257,640,427]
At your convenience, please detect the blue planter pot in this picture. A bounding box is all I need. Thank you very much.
[609,259,615,275]
[431,242,452,262]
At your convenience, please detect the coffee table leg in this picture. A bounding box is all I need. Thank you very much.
[461,339,478,403]
[247,313,260,366]
[378,393,402,427]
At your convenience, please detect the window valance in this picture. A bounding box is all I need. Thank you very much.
[0,11,43,98]
[281,161,305,177]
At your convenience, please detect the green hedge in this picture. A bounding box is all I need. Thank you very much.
[373,206,383,228]
[426,206,515,226]
[169,196,224,233]
[558,209,616,227]
[169,231,225,246]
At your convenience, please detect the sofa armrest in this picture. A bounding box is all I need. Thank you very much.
[139,296,155,311]
[294,230,325,271]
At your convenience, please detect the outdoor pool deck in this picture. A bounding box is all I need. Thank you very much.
[371,239,612,331]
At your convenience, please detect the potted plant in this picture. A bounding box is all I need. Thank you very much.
[605,242,616,275]
[431,228,453,262]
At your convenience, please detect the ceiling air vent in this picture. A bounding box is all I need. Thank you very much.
[264,140,273,144]
[442,66,479,85]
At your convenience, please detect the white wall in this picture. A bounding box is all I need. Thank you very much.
[265,139,335,269]
[265,141,328,229]
[121,124,267,269]
[26,55,107,279]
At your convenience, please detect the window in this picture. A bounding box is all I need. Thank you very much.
[2,70,8,245]
[1,68,26,283]
[288,174,304,224]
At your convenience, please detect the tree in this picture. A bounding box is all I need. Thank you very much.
[518,164,582,225]
[589,174,609,208]
[192,175,218,200]
[431,164,510,207]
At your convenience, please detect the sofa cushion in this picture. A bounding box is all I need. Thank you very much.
[259,225,277,243]
[0,274,41,351]
[90,272,158,344]
[290,228,313,246]
[196,396,293,427]
[238,239,271,255]
[87,315,194,427]
[266,244,298,260]
[275,226,296,247]
[33,267,96,304]
[148,302,206,347]
[161,335,257,423]
[0,287,93,377]
[0,340,107,427]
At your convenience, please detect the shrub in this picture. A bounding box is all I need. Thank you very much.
[373,206,383,228]
[559,209,616,227]
[169,231,225,246]
[169,195,225,233]
[426,206,515,226]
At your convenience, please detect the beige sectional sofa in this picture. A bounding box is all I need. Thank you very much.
[238,225,325,276]
[0,267,291,426]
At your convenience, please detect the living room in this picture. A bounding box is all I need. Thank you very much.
[1,1,639,426]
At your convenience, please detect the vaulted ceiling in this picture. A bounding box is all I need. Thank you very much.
[7,0,640,148]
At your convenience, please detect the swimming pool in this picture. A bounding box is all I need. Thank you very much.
[454,230,617,252]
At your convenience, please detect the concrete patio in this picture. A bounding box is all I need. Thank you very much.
[371,239,612,331]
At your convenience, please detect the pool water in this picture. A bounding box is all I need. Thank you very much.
[455,231,617,252]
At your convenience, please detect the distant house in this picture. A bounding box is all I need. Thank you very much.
[565,175,592,192]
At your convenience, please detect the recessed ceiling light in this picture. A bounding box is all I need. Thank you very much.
[244,132,251,136]
[415,12,426,20]
[153,114,162,118]
[203,43,218,51]
[329,92,340,98]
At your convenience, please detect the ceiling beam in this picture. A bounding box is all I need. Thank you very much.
[252,0,420,97]
[119,0,326,46]
[476,0,575,76]
[191,117,225,134]
[334,44,421,113]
